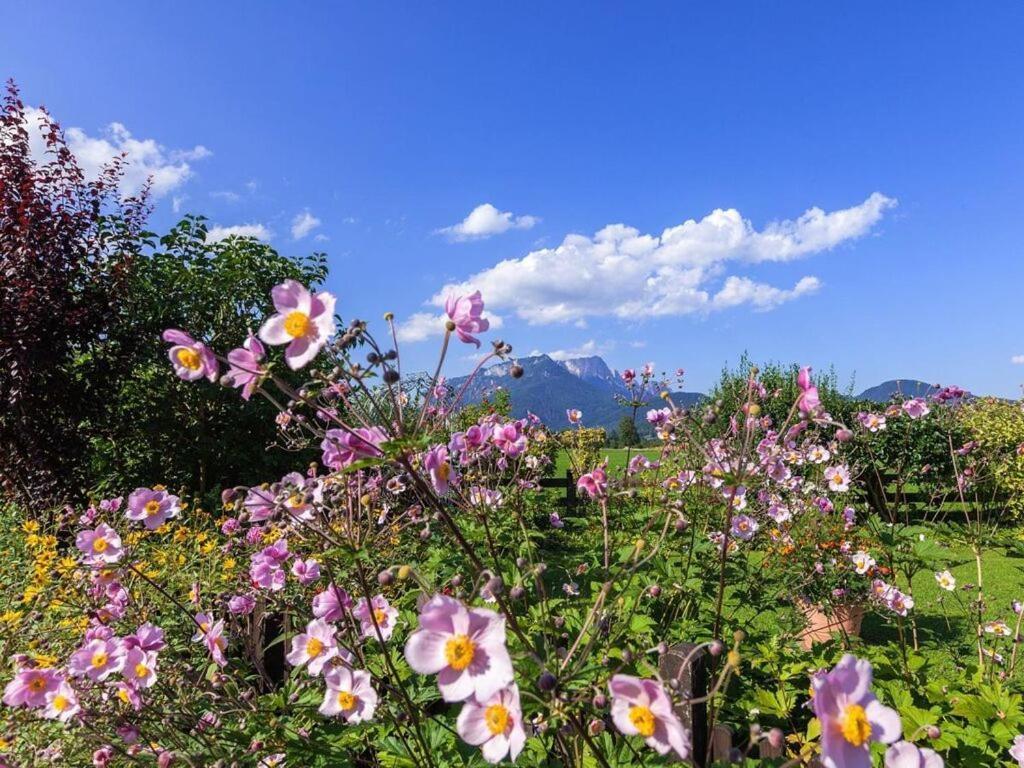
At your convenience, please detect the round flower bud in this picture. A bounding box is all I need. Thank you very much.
[621,650,634,664]
[450,574,462,587]
[383,369,400,385]
[648,584,662,598]
[926,725,941,740]
[377,569,394,586]
[538,672,557,692]
[835,428,854,442]
[510,585,526,600]
[485,575,504,595]
[445,319,457,332]
[592,693,607,709]
[588,718,605,736]
[708,640,725,657]
[767,728,784,749]
[397,565,412,581]
[510,365,524,379]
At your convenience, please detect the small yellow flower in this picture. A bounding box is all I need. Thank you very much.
[21,520,40,534]
[0,609,22,627]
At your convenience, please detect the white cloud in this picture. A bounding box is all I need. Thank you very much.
[712,275,822,311]
[424,193,895,324]
[172,195,188,214]
[397,311,504,344]
[291,210,322,240]
[21,107,209,199]
[1012,355,1024,365]
[211,190,241,202]
[534,339,613,361]
[437,203,539,241]
[206,223,272,242]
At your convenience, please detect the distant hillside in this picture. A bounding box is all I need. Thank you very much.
[856,379,938,403]
[449,355,703,432]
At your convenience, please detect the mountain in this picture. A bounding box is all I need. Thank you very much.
[449,355,704,433]
[856,379,938,403]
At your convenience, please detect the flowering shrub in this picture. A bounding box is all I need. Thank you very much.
[2,284,1024,767]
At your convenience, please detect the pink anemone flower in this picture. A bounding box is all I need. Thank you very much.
[258,279,337,370]
[68,638,124,682]
[319,667,378,723]
[445,291,490,347]
[286,619,339,675]
[162,329,218,382]
[75,524,123,566]
[404,594,514,702]
[423,444,458,495]
[884,741,943,767]
[2,667,61,708]
[456,683,527,764]
[126,487,180,530]
[812,654,901,767]
[321,427,387,470]
[577,465,608,499]
[42,680,81,722]
[353,594,400,641]
[224,331,266,399]
[608,674,691,760]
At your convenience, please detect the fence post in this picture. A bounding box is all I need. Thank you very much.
[659,642,709,765]
[564,469,576,508]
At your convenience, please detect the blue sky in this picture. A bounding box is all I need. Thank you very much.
[4,2,1023,396]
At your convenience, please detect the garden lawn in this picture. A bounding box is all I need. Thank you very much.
[861,538,1024,667]
[553,447,660,475]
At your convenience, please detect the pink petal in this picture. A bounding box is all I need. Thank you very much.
[404,631,449,675]
[259,314,292,346]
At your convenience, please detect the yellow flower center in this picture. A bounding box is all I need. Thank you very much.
[117,687,131,704]
[287,493,304,508]
[444,634,475,671]
[144,500,162,516]
[175,347,202,371]
[437,462,451,481]
[373,609,387,625]
[629,705,656,737]
[840,703,872,747]
[284,311,311,338]
[52,694,69,711]
[337,690,357,710]
[92,537,108,553]
[28,676,47,693]
[485,703,510,735]
[307,637,325,658]
[833,474,844,484]
[91,651,109,669]
[134,663,149,679]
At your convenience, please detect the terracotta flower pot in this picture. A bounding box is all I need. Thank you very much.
[797,601,864,649]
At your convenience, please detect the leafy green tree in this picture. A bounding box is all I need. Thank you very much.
[617,414,641,447]
[83,216,328,501]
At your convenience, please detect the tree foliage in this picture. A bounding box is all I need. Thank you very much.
[0,81,148,510]
[84,216,328,501]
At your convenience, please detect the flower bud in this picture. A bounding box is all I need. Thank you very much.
[588,718,605,736]
[397,565,412,580]
[592,693,607,709]
[510,585,526,600]
[377,569,394,586]
[708,640,725,657]
[510,364,524,379]
[450,574,462,587]
[485,575,504,595]
[538,671,557,691]
[926,725,941,740]
[767,728,784,749]
[383,369,400,385]
[835,428,854,442]
[648,584,662,598]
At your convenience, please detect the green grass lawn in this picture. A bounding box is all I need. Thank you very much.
[552,446,660,475]
[859,538,1024,672]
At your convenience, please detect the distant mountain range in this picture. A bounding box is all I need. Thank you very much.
[448,355,702,433]
[855,379,938,403]
[450,358,965,432]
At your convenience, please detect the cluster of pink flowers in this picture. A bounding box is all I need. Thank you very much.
[871,579,915,616]
[405,595,524,763]
[250,538,291,591]
[4,622,167,728]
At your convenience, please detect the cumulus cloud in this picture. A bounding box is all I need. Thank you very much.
[291,210,322,240]
[437,203,539,241]
[397,310,504,344]
[422,193,894,325]
[532,339,613,361]
[206,223,272,243]
[21,107,209,199]
[1012,355,1024,365]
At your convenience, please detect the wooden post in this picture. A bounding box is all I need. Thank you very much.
[659,643,709,765]
[564,468,576,508]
